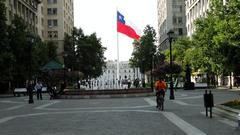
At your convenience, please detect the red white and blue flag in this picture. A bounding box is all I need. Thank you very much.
[117,11,140,40]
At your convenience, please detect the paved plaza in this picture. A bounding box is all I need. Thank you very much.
[0,89,240,135]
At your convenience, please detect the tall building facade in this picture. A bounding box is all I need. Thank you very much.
[42,0,74,53]
[185,0,210,37]
[4,0,74,51]
[157,0,187,50]
[5,0,42,35]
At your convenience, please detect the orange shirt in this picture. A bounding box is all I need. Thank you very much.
[155,80,166,91]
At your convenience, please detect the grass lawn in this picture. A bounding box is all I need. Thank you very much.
[222,99,240,110]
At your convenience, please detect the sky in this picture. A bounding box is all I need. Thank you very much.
[74,0,158,61]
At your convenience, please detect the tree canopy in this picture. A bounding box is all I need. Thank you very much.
[130,25,157,74]
[167,0,240,86]
[64,27,106,80]
[0,12,58,89]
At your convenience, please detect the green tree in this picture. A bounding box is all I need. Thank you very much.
[32,37,56,77]
[212,0,240,75]
[0,0,14,90]
[64,28,106,80]
[8,16,29,86]
[64,33,75,70]
[7,16,58,87]
[164,36,192,65]
[76,32,106,79]
[46,41,58,60]
[130,25,157,74]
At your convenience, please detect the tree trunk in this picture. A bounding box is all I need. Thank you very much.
[213,73,216,88]
[229,72,232,89]
[207,73,210,88]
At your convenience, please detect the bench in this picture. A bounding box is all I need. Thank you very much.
[14,88,27,97]
[14,87,48,97]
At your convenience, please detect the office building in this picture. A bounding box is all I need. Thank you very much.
[5,0,42,35]
[185,0,210,36]
[157,0,187,50]
[42,0,74,53]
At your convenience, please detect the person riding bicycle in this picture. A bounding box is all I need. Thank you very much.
[155,78,167,107]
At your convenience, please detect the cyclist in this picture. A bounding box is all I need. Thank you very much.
[155,78,167,107]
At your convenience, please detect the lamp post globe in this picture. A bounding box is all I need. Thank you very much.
[167,30,175,100]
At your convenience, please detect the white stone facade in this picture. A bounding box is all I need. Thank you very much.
[89,61,143,90]
[185,0,210,37]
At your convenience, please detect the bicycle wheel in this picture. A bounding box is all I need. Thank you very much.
[159,95,164,111]
[157,97,162,110]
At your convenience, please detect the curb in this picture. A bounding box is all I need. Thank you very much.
[0,94,14,98]
[58,92,155,99]
[214,105,240,122]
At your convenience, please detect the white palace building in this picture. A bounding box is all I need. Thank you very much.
[88,60,143,90]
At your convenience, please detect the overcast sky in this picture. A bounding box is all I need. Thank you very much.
[74,0,158,61]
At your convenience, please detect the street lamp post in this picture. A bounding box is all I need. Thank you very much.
[167,30,175,100]
[26,34,34,104]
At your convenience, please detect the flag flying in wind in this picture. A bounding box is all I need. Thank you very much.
[117,11,140,40]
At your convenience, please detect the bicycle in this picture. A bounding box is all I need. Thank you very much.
[157,93,164,111]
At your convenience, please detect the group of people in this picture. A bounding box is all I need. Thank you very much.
[26,80,66,100]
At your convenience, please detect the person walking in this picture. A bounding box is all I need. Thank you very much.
[35,81,43,100]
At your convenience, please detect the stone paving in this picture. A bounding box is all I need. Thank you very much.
[0,89,239,135]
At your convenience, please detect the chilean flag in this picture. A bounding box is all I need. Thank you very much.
[117,11,140,40]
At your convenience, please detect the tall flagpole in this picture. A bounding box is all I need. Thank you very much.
[116,9,120,88]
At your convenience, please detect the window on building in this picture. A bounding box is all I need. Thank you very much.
[173,16,177,24]
[41,18,44,26]
[48,0,57,4]
[53,19,58,26]
[179,6,183,12]
[178,28,183,35]
[42,30,44,38]
[18,2,21,13]
[52,8,57,15]
[178,17,183,24]
[14,0,17,9]
[41,7,43,14]
[48,20,52,27]
[47,31,58,38]
[47,8,51,15]
[47,31,52,38]
[47,8,57,15]
[53,31,58,38]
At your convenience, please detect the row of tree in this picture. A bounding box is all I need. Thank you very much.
[164,0,240,87]
[0,17,57,93]
[129,25,182,80]
[130,0,240,88]
[0,0,106,92]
